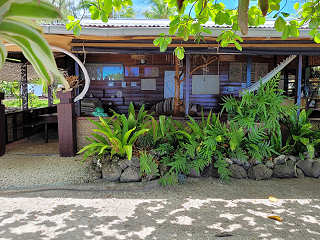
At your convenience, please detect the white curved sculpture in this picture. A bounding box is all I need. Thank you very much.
[5,44,90,103]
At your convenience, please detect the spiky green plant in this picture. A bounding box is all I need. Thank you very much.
[78,115,149,161]
[283,109,320,159]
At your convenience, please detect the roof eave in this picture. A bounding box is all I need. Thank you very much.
[43,25,312,39]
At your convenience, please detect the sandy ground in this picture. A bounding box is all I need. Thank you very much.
[0,178,319,240]
[0,135,98,189]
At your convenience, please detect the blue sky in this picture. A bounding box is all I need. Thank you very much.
[132,0,299,18]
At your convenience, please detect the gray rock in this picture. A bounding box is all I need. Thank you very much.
[296,168,305,178]
[120,166,141,182]
[286,160,296,168]
[288,155,298,162]
[273,165,296,178]
[229,164,247,179]
[88,168,102,179]
[250,159,261,166]
[297,160,320,178]
[231,158,243,166]
[225,158,233,165]
[274,155,287,165]
[189,168,201,178]
[128,157,140,168]
[265,161,275,169]
[118,159,129,170]
[102,164,122,182]
[243,162,250,170]
[248,164,273,180]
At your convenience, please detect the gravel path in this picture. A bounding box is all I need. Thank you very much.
[0,150,98,189]
[0,135,100,189]
[0,178,319,240]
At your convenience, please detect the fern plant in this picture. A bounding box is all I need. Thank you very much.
[139,151,159,178]
[222,74,296,133]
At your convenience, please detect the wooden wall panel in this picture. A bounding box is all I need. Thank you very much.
[82,54,272,114]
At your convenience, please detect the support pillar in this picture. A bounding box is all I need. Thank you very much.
[284,71,289,95]
[246,56,252,87]
[20,63,28,110]
[0,92,5,156]
[74,61,81,116]
[57,90,77,157]
[48,84,53,107]
[185,55,191,116]
[297,55,303,115]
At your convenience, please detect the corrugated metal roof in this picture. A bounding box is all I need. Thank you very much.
[42,19,311,38]
[46,19,279,29]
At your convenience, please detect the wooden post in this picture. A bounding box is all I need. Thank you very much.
[297,55,303,115]
[57,90,77,157]
[246,56,252,87]
[185,55,191,116]
[284,71,289,95]
[20,63,28,110]
[0,92,5,156]
[48,84,53,107]
[74,61,81,116]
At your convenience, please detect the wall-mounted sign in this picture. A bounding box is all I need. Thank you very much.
[192,75,220,95]
[141,78,156,90]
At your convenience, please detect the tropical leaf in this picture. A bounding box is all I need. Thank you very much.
[0,42,7,69]
[4,0,61,19]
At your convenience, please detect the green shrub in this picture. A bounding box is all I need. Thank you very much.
[283,109,320,159]
[78,105,150,161]
[139,151,159,178]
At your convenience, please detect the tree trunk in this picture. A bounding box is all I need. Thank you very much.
[174,56,181,115]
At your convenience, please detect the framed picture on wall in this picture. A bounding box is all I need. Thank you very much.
[85,64,124,81]
[125,66,139,77]
[144,67,159,77]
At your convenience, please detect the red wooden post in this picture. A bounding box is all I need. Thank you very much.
[0,92,5,156]
[57,90,77,157]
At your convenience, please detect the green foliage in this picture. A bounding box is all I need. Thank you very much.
[0,81,20,98]
[153,33,172,52]
[73,0,320,59]
[224,122,275,163]
[144,0,174,19]
[222,74,296,133]
[283,109,320,159]
[139,151,159,177]
[0,0,67,89]
[78,105,150,161]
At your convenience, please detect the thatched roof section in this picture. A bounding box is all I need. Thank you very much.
[0,62,39,82]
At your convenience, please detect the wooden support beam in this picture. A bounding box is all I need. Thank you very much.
[185,55,191,116]
[20,63,28,110]
[297,55,303,115]
[246,56,252,87]
[74,61,81,117]
[48,85,53,107]
[70,42,320,49]
[0,92,5,156]
[57,90,77,157]
[284,71,289,95]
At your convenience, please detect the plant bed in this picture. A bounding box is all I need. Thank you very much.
[79,75,320,186]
